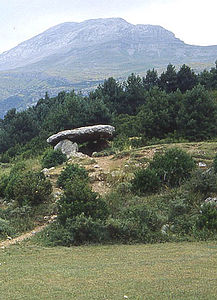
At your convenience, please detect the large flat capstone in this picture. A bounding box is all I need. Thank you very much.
[47,125,115,145]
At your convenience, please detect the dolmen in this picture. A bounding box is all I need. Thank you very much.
[47,125,115,158]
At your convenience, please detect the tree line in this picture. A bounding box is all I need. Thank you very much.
[0,62,217,159]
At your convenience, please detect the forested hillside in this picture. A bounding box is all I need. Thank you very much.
[0,62,217,161]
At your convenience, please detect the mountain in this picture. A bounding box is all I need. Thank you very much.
[0,17,216,116]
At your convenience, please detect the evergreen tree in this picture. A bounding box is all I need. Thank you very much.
[177,85,217,140]
[209,61,217,89]
[137,88,171,138]
[89,77,125,114]
[177,64,197,93]
[143,69,159,90]
[159,64,178,93]
[124,73,146,114]
[198,69,212,89]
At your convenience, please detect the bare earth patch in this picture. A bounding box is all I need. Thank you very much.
[0,215,57,248]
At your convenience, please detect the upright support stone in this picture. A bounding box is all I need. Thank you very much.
[54,140,78,158]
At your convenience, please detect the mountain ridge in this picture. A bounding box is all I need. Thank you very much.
[0,18,184,71]
[0,17,216,117]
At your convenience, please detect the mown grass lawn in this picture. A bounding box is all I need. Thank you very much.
[0,242,216,299]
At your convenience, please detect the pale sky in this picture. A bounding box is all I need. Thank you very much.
[0,0,217,54]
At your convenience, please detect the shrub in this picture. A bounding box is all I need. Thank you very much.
[0,175,10,198]
[41,214,107,246]
[10,161,27,175]
[4,173,20,200]
[187,169,217,197]
[197,202,217,231]
[167,195,197,234]
[106,203,164,243]
[58,178,109,225]
[213,153,217,173]
[46,203,164,245]
[0,162,27,199]
[150,148,195,187]
[0,152,10,163]
[57,164,88,189]
[112,136,131,151]
[131,168,161,195]
[41,149,67,169]
[119,204,163,232]
[7,171,52,206]
[104,185,134,216]
[172,214,198,235]
[106,217,143,242]
[0,218,14,237]
[65,214,106,245]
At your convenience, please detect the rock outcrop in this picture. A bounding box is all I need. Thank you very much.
[47,125,115,146]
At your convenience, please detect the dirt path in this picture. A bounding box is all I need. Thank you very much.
[0,154,131,248]
[0,215,57,249]
[0,156,115,248]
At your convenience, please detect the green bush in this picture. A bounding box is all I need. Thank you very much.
[167,195,197,234]
[64,214,106,245]
[150,148,195,187]
[41,214,107,246]
[6,171,52,206]
[57,164,88,189]
[10,161,27,175]
[4,173,19,200]
[0,175,10,198]
[112,136,131,151]
[106,203,164,243]
[187,169,217,197]
[119,204,163,232]
[197,202,217,231]
[58,178,109,225]
[0,218,14,237]
[45,202,164,245]
[41,149,67,169]
[106,204,164,243]
[171,214,198,235]
[0,152,10,163]
[0,162,27,199]
[213,153,217,173]
[104,186,134,217]
[106,217,143,242]
[131,168,161,195]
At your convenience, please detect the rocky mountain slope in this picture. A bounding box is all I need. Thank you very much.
[0,17,216,116]
[0,18,183,71]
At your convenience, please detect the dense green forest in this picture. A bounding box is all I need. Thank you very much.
[1,62,217,161]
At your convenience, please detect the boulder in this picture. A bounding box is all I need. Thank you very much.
[54,140,78,158]
[47,125,115,145]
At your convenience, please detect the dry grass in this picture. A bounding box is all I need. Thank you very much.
[0,242,216,299]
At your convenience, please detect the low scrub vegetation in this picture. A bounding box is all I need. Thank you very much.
[0,162,53,239]
[41,149,67,169]
[34,147,217,246]
[149,148,196,187]
[57,164,88,188]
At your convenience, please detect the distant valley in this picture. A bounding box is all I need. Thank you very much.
[0,17,216,117]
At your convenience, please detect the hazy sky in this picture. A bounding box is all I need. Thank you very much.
[0,0,217,54]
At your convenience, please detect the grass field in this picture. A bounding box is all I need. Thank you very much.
[0,242,216,299]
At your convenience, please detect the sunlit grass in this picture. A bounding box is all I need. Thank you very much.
[0,242,216,299]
